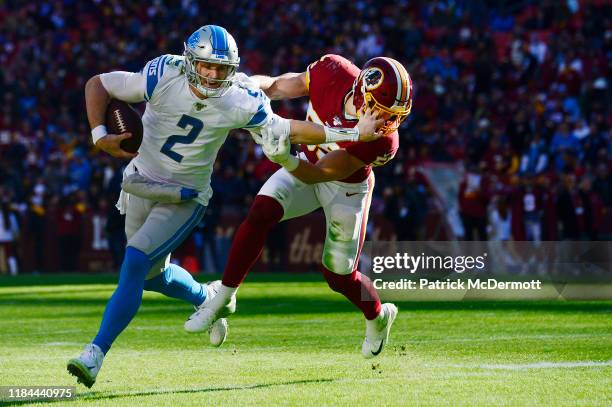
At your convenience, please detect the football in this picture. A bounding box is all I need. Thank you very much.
[105,99,143,153]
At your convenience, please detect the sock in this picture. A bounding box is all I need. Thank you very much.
[322,267,382,320]
[222,195,284,287]
[366,307,385,332]
[93,247,151,354]
[207,284,238,310]
[144,263,206,306]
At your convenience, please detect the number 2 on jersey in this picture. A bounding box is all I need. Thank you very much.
[160,115,203,163]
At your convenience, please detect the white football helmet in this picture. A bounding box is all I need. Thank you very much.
[184,25,240,97]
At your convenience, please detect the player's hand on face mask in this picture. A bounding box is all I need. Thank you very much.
[357,107,385,142]
[95,133,139,159]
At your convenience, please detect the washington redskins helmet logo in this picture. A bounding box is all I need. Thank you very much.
[353,57,413,135]
[364,68,384,90]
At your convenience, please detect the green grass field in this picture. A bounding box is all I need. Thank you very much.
[0,273,610,406]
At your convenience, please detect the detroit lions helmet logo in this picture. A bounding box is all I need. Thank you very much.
[187,30,201,48]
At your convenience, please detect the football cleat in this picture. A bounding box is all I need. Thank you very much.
[361,303,398,359]
[209,318,229,347]
[185,280,236,333]
[67,343,104,388]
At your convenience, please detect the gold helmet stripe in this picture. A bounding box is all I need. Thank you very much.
[381,57,403,107]
[383,57,410,107]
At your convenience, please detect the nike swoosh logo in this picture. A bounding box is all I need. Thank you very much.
[371,341,384,356]
[345,192,360,197]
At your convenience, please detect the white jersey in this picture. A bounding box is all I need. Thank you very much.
[100,54,271,206]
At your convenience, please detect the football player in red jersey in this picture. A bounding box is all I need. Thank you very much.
[186,55,413,358]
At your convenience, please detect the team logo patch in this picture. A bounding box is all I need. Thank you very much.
[364,68,384,90]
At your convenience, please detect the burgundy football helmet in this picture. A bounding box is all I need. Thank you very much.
[353,57,413,134]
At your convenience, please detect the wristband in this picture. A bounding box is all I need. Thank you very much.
[281,155,300,171]
[91,125,108,145]
[324,126,359,143]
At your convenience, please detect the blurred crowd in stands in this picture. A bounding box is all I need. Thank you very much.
[0,0,610,273]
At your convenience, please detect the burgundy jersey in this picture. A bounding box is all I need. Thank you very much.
[301,54,399,183]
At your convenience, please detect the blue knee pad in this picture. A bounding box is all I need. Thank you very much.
[93,247,151,354]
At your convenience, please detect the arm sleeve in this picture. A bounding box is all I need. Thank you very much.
[99,55,171,103]
[344,135,399,166]
[99,71,146,103]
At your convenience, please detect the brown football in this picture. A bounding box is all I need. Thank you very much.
[105,99,143,153]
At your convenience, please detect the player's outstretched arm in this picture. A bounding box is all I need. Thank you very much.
[252,72,309,100]
[252,70,383,145]
[289,149,365,184]
[262,133,364,184]
[85,76,110,132]
[288,107,384,145]
[85,75,137,159]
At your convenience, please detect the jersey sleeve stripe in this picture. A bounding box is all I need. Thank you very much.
[158,55,167,79]
[145,57,162,100]
[144,56,170,100]
[145,70,158,100]
[244,105,268,127]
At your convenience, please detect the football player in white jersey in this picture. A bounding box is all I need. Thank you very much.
[67,25,382,388]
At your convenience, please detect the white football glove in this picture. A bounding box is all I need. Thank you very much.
[261,114,290,141]
[262,131,299,171]
[250,113,289,146]
[249,130,263,145]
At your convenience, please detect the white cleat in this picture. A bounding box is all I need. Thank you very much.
[361,303,398,359]
[67,343,104,388]
[185,280,236,333]
[209,318,229,347]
